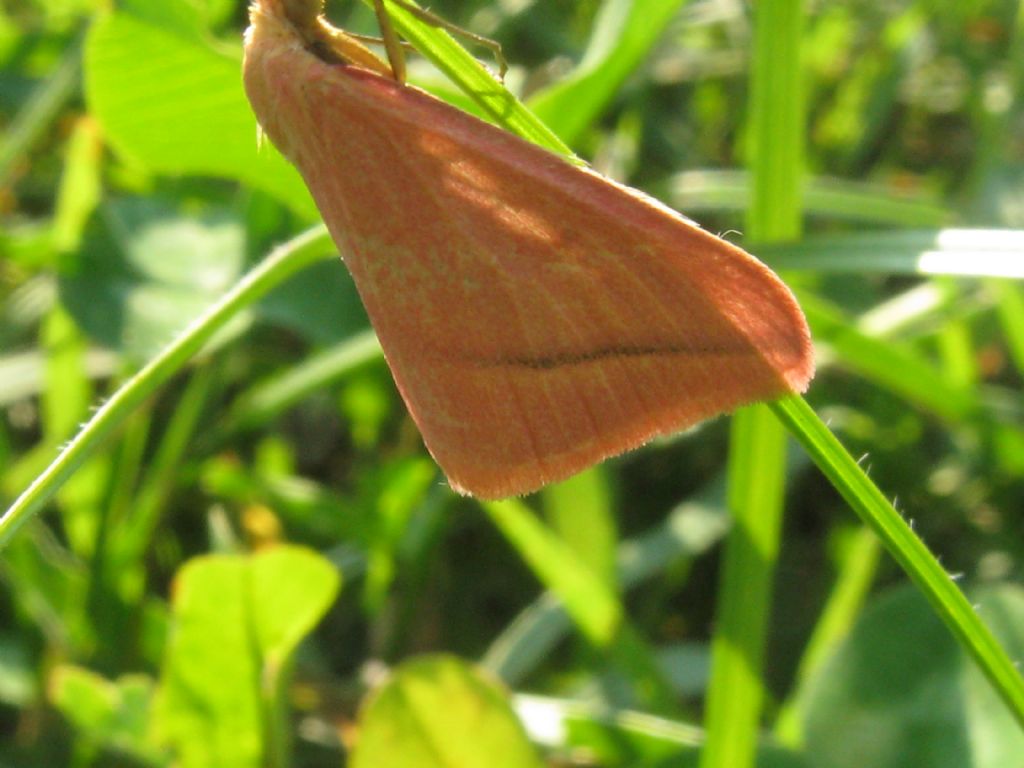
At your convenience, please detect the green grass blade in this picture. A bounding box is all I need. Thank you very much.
[701,406,788,768]
[801,293,979,421]
[670,170,950,227]
[527,0,691,145]
[770,394,1024,730]
[0,228,335,551]
[761,229,1024,276]
[372,0,575,158]
[700,2,805,767]
[541,468,618,592]
[484,482,729,685]
[483,499,679,713]
[225,329,383,432]
[119,365,221,564]
[0,34,81,187]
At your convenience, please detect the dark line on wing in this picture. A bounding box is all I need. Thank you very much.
[468,342,750,371]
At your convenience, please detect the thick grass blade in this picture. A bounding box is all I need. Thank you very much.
[701,406,789,768]
[700,2,804,767]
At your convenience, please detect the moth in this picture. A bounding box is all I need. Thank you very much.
[243,0,814,498]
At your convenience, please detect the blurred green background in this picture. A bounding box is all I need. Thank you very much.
[3,0,1024,766]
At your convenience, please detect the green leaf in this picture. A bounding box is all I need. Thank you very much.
[803,584,1024,768]
[153,546,340,768]
[350,655,544,768]
[83,10,315,215]
[59,197,247,360]
[117,0,205,36]
[50,666,163,764]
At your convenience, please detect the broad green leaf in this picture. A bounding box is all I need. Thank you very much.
[803,584,1024,768]
[84,10,315,216]
[117,0,237,32]
[351,655,544,768]
[245,547,341,665]
[117,0,205,36]
[153,546,340,768]
[60,194,363,357]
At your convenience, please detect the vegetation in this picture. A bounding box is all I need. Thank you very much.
[2,0,1024,766]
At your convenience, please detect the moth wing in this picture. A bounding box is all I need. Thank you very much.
[244,24,813,498]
